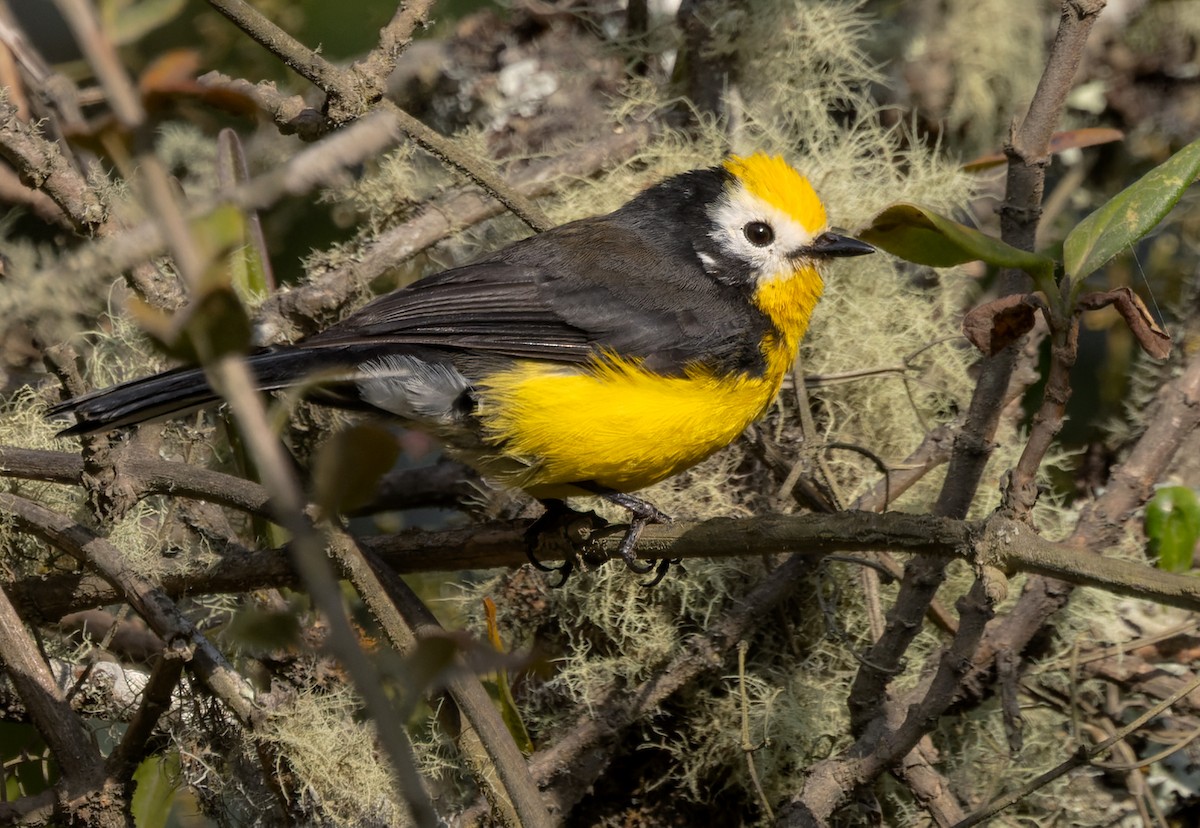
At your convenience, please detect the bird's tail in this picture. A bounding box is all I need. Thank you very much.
[48,347,357,436]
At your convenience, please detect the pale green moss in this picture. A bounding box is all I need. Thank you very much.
[260,688,414,826]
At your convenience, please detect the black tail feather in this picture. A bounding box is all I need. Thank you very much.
[48,347,358,436]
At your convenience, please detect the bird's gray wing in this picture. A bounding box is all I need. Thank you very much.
[305,218,770,376]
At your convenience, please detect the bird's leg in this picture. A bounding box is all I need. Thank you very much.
[525,499,605,587]
[577,486,677,584]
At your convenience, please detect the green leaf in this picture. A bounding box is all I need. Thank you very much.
[1064,136,1200,280]
[311,424,401,515]
[859,203,1056,285]
[1145,486,1200,573]
[106,0,187,46]
[216,129,274,300]
[131,752,180,828]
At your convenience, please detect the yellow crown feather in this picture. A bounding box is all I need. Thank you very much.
[723,153,828,234]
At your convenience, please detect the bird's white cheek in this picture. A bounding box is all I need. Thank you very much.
[751,251,797,286]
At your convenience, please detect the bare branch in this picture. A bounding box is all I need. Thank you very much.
[0,95,106,231]
[197,71,325,138]
[350,0,436,93]
[966,347,1200,698]
[0,445,272,517]
[104,651,186,782]
[845,0,1109,772]
[0,584,110,814]
[204,0,551,231]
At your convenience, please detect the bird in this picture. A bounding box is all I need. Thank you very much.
[49,152,873,581]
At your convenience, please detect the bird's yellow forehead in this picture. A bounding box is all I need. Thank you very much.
[723,153,827,234]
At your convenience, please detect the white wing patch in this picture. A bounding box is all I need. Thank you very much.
[358,355,472,424]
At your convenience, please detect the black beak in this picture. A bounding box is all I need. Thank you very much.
[802,231,875,259]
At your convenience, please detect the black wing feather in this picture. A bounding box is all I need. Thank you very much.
[50,168,777,434]
[305,215,771,375]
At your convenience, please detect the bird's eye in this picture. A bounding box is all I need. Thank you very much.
[744,221,775,247]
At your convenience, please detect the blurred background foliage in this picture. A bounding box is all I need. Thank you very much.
[2,0,1200,825]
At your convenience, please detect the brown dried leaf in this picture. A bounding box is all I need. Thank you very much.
[138,49,258,117]
[962,294,1044,355]
[963,128,1124,172]
[137,49,202,97]
[1078,287,1172,359]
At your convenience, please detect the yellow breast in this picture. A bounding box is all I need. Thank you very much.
[476,357,781,494]
[474,265,823,495]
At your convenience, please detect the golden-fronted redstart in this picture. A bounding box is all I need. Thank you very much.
[50,152,874,578]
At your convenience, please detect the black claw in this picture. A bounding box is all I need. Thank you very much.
[527,489,677,584]
[574,485,674,581]
[524,541,574,587]
[525,499,580,583]
[643,557,678,587]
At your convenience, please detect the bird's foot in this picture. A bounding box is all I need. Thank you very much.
[587,489,678,586]
[525,499,606,587]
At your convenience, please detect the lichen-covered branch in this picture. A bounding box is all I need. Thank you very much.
[841,4,1110,816]
[204,0,551,231]
[0,491,260,724]
[0,96,106,231]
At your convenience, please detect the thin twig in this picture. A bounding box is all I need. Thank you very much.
[204,0,551,231]
[206,0,345,94]
[350,0,436,91]
[1000,316,1079,516]
[738,641,774,821]
[209,354,441,827]
[198,71,325,138]
[844,0,1108,777]
[894,737,966,827]
[347,537,553,828]
[0,161,70,227]
[952,668,1200,827]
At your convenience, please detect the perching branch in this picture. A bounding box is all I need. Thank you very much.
[9,502,1200,620]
